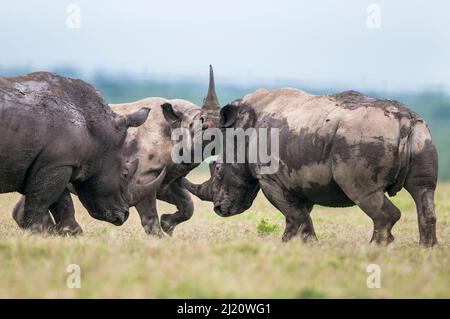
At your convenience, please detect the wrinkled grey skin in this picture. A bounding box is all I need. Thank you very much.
[2,72,163,235]
[184,88,438,246]
[13,67,219,237]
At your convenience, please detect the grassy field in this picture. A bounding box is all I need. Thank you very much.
[0,170,449,298]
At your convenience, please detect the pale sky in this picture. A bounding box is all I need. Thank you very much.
[1,0,449,92]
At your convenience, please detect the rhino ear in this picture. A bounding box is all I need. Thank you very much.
[126,159,139,180]
[115,107,150,130]
[161,103,184,127]
[208,160,217,174]
[220,104,239,128]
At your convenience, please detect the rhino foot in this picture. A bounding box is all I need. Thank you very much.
[419,237,438,248]
[370,232,395,246]
[29,222,46,234]
[143,224,165,238]
[160,214,175,236]
[54,220,83,236]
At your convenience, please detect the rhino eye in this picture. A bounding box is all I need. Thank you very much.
[215,166,224,179]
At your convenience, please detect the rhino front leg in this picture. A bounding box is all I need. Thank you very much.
[159,178,194,236]
[49,188,83,236]
[13,190,83,236]
[260,180,316,242]
[13,196,54,230]
[135,197,164,238]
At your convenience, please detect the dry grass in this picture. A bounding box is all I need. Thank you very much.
[0,170,449,298]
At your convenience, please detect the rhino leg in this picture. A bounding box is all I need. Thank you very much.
[159,178,194,236]
[260,180,316,242]
[404,138,438,247]
[356,192,401,245]
[135,197,164,238]
[49,188,83,236]
[407,188,437,247]
[21,166,73,233]
[332,146,401,245]
[13,195,55,230]
[13,191,82,236]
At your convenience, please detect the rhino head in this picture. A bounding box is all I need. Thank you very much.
[73,108,166,225]
[183,160,259,217]
[183,102,261,216]
[160,65,220,162]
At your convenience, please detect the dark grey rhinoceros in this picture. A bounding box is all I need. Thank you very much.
[184,88,438,246]
[1,72,164,234]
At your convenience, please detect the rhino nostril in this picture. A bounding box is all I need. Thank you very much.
[214,204,226,216]
[112,210,129,226]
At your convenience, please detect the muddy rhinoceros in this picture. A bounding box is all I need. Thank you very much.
[1,72,164,235]
[13,66,220,236]
[184,88,438,246]
[108,66,220,236]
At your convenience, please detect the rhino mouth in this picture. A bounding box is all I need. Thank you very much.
[213,204,238,217]
[214,204,229,217]
[101,209,129,226]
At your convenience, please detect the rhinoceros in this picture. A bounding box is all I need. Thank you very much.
[1,72,164,234]
[108,67,220,236]
[13,66,220,236]
[184,88,438,246]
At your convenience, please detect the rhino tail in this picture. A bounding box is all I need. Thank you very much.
[386,117,418,197]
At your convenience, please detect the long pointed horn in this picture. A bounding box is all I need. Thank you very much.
[202,65,220,110]
[182,177,213,201]
[128,167,166,206]
[67,183,78,196]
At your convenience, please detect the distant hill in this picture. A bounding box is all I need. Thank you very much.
[2,67,450,180]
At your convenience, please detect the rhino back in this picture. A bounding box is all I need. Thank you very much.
[245,88,421,206]
[0,72,113,192]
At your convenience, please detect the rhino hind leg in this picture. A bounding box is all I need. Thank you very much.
[404,137,438,247]
[158,178,194,236]
[355,191,401,245]
[260,180,316,242]
[406,188,437,247]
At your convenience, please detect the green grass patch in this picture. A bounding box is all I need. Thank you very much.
[256,218,281,235]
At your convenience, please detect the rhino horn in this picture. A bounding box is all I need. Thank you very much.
[128,167,166,206]
[202,65,220,110]
[182,177,213,201]
[67,183,78,196]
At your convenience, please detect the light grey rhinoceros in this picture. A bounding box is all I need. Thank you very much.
[184,88,438,246]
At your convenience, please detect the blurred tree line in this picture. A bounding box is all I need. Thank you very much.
[2,67,450,179]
